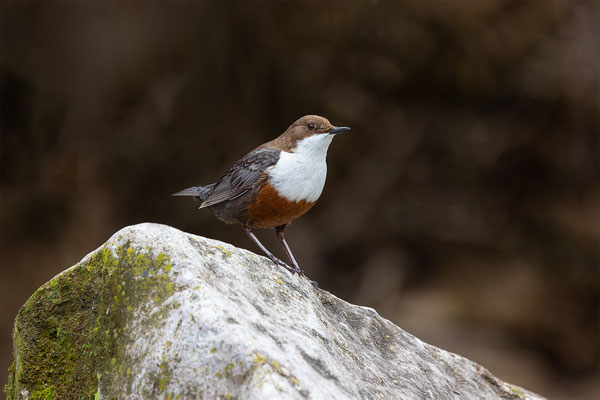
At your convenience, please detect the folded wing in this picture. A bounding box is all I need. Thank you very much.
[200,147,281,208]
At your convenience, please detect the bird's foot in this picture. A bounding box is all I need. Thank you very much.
[290,264,319,288]
[298,270,319,288]
[306,278,319,288]
[270,257,301,275]
[270,259,319,287]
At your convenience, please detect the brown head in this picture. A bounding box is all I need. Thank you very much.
[263,115,350,152]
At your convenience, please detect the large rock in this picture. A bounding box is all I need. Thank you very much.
[6,223,544,400]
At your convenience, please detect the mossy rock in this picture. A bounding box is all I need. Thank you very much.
[6,241,175,399]
[5,223,545,400]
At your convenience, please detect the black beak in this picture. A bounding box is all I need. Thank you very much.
[329,126,351,135]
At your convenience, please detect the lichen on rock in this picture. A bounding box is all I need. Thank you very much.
[6,235,177,399]
[6,223,545,400]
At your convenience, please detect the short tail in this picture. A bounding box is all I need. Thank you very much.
[172,184,215,203]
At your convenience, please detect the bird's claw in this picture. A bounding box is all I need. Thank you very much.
[270,259,319,288]
[272,258,300,274]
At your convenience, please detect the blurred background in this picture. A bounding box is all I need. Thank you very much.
[1,1,598,398]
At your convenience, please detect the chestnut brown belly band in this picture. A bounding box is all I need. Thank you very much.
[242,184,316,229]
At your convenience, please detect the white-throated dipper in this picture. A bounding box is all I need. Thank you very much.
[173,115,350,287]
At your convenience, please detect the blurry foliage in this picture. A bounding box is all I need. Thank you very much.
[1,1,598,398]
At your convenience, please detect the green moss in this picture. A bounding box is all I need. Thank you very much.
[5,244,177,399]
[271,360,281,373]
[252,354,267,365]
[510,386,526,399]
[216,245,232,258]
[156,356,172,392]
[223,362,236,378]
[248,353,300,391]
[30,385,55,400]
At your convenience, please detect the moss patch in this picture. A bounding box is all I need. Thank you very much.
[5,244,176,399]
[509,386,526,399]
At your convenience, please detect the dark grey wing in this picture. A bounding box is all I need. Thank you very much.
[200,147,280,208]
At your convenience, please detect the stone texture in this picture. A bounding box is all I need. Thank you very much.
[6,223,544,400]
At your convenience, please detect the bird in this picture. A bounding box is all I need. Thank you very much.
[173,115,350,287]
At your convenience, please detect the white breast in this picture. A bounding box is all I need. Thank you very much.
[268,133,334,202]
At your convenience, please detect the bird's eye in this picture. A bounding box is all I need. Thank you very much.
[308,123,316,131]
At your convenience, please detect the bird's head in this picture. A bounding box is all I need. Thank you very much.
[275,115,350,154]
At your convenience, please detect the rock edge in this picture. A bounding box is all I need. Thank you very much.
[6,223,545,400]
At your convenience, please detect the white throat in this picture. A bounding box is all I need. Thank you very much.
[268,133,334,202]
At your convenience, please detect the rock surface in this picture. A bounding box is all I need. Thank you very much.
[6,223,544,400]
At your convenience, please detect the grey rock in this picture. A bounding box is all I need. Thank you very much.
[6,223,544,400]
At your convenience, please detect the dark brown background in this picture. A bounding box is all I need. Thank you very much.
[1,1,598,398]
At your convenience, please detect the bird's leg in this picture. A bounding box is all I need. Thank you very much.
[274,225,302,272]
[275,225,319,288]
[244,228,300,275]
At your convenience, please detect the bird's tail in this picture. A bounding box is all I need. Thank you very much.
[172,184,215,203]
